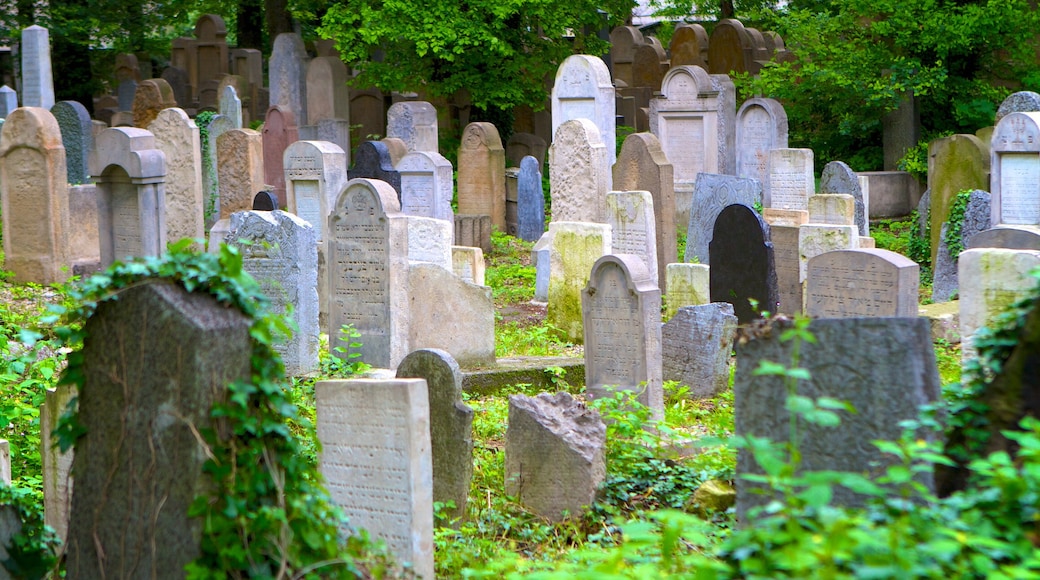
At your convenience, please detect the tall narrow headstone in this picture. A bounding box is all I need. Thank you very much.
[613,132,676,290]
[582,254,664,417]
[685,174,762,264]
[316,378,434,579]
[820,160,868,236]
[387,101,438,153]
[763,209,808,314]
[517,155,546,242]
[0,86,17,117]
[262,105,300,208]
[20,26,54,110]
[216,128,265,220]
[350,140,402,196]
[306,56,350,124]
[284,140,348,241]
[457,122,506,229]
[806,249,919,318]
[397,149,454,222]
[547,222,611,344]
[0,107,70,284]
[51,100,93,185]
[219,84,243,128]
[269,33,308,125]
[708,19,754,75]
[928,134,989,263]
[991,111,1040,227]
[708,204,779,322]
[549,118,609,223]
[606,191,659,285]
[736,98,788,189]
[551,54,617,168]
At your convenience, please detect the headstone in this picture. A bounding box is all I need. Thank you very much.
[807,193,856,225]
[192,15,230,95]
[67,184,101,275]
[736,98,788,189]
[20,26,54,110]
[269,33,309,125]
[328,179,409,369]
[315,378,434,579]
[51,100,93,185]
[454,214,492,254]
[959,248,1040,356]
[533,233,550,302]
[708,19,754,75]
[606,191,659,285]
[763,210,807,315]
[89,127,167,267]
[766,148,814,210]
[547,221,611,344]
[387,101,438,153]
[42,385,75,543]
[933,190,991,302]
[582,254,664,416]
[662,303,737,399]
[226,210,319,375]
[66,280,252,577]
[407,263,495,366]
[350,140,402,197]
[928,134,989,263]
[218,84,243,128]
[631,43,667,91]
[451,246,485,286]
[798,224,859,283]
[0,85,17,117]
[517,155,546,242]
[708,204,779,322]
[820,160,868,236]
[457,122,506,230]
[284,140,349,242]
[549,118,609,223]
[263,105,300,208]
[609,25,644,86]
[504,392,605,522]
[117,79,138,112]
[991,112,1040,227]
[395,349,473,527]
[349,87,385,148]
[148,108,205,247]
[314,118,352,162]
[669,23,709,68]
[505,132,547,169]
[160,66,190,109]
[968,224,1040,250]
[551,54,617,167]
[217,128,265,220]
[203,114,236,223]
[613,132,676,290]
[735,317,940,518]
[397,149,454,222]
[306,56,350,124]
[664,263,710,320]
[685,174,762,265]
[996,91,1040,123]
[405,216,453,270]
[806,249,919,318]
[382,137,409,165]
[252,190,278,210]
[132,79,176,128]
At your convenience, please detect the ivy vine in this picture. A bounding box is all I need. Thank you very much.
[0,485,60,579]
[942,189,973,259]
[908,207,931,267]
[195,111,219,224]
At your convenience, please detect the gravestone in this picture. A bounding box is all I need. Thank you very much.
[664,263,710,320]
[387,101,438,153]
[404,216,453,269]
[313,118,352,161]
[736,98,788,189]
[192,15,230,96]
[457,122,506,230]
[991,112,1040,227]
[252,190,278,210]
[959,248,1040,356]
[582,254,664,417]
[708,204,779,322]
[0,85,16,117]
[217,128,265,219]
[315,378,434,579]
[766,148,814,210]
[396,349,473,527]
[928,134,989,263]
[820,160,868,236]
[609,25,644,86]
[506,132,547,169]
[455,214,492,254]
[669,23,709,68]
[549,118,609,223]
[67,184,101,275]
[226,211,319,375]
[90,127,167,267]
[397,149,454,222]
[407,263,496,367]
[516,155,545,242]
[551,54,617,167]
[607,191,659,285]
[533,233,550,302]
[547,221,611,344]
[763,209,808,315]
[349,87,385,149]
[451,246,485,285]
[662,303,737,399]
[708,19,754,75]
[161,66,190,109]
[735,317,940,518]
[66,280,252,578]
[806,249,919,318]
[382,137,409,165]
[933,190,991,302]
[149,108,205,247]
[968,225,1040,250]
[328,178,409,369]
[117,79,137,112]
[613,132,676,290]
[42,385,75,542]
[798,224,859,283]
[51,100,93,185]
[262,105,300,208]
[132,79,177,128]
[284,140,349,241]
[631,43,667,91]
[685,174,762,265]
[305,56,349,124]
[996,91,1040,123]
[20,25,54,109]
[0,107,70,284]
[350,140,402,197]
[219,84,243,128]
[269,33,308,125]
[807,194,856,225]
[505,392,605,522]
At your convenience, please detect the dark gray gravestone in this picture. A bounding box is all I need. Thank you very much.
[996,91,1040,123]
[252,190,279,210]
[967,225,1040,251]
[117,79,137,111]
[517,155,545,242]
[349,140,401,198]
[708,204,779,323]
[820,160,867,236]
[51,100,93,185]
[66,280,252,578]
[735,317,941,521]
[933,190,991,302]
[685,174,762,264]
[396,348,473,527]
[160,66,191,109]
[662,303,737,399]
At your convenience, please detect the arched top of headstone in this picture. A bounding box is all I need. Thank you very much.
[0,107,62,154]
[588,253,656,290]
[808,248,917,272]
[968,224,1040,250]
[114,53,140,82]
[996,91,1040,124]
[632,44,667,89]
[264,104,297,131]
[763,30,785,53]
[271,32,307,60]
[992,111,1040,152]
[396,149,452,172]
[819,160,859,193]
[381,137,409,165]
[553,55,613,99]
[617,132,670,167]
[396,348,463,394]
[660,65,715,102]
[670,23,709,67]
[90,127,165,179]
[52,99,90,124]
[519,155,540,174]
[285,139,345,161]
[460,122,503,151]
[931,133,989,167]
[552,118,604,146]
[609,26,645,62]
[714,203,770,240]
[505,132,546,167]
[150,79,178,107]
[207,114,236,140]
[149,107,195,131]
[745,27,770,59]
[708,19,753,75]
[335,178,402,215]
[220,84,239,106]
[353,140,395,172]
[737,97,788,130]
[195,14,227,41]
[252,190,279,210]
[387,101,437,124]
[307,56,349,83]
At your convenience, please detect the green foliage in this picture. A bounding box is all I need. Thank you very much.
[322,324,373,378]
[897,139,934,182]
[615,125,635,159]
[495,321,572,358]
[0,484,61,579]
[195,111,219,225]
[942,189,973,259]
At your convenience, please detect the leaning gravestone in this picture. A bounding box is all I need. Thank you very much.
[549,118,610,223]
[149,108,205,246]
[315,378,434,580]
[66,280,252,578]
[350,140,402,197]
[457,122,506,230]
[613,132,676,290]
[396,349,474,527]
[708,204,779,323]
[51,100,93,185]
[397,149,454,222]
[387,101,439,153]
[932,190,991,302]
[516,155,545,242]
[685,174,762,265]
[226,211,319,375]
[582,254,664,417]
[551,54,617,168]
[805,249,919,318]
[735,317,941,519]
[991,112,1040,227]
[820,160,868,236]
[505,392,605,522]
[736,97,788,189]
[662,303,737,399]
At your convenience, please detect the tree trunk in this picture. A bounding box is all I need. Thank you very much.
[237,0,265,50]
[266,0,295,41]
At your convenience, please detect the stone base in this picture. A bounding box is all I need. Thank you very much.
[857,171,924,218]
[461,356,584,396]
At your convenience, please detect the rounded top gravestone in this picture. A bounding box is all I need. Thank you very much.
[708,203,778,323]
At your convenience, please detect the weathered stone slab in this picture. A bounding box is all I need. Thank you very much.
[455,214,492,254]
[548,222,611,344]
[217,128,265,220]
[305,56,349,124]
[607,191,658,286]
[398,149,454,222]
[996,91,1040,123]
[0,86,17,117]
[51,100,93,185]
[684,173,762,265]
[262,105,300,208]
[820,160,868,236]
[991,112,1040,227]
[269,33,308,125]
[451,246,485,286]
[798,224,859,283]
[149,108,205,246]
[42,385,75,543]
[517,155,545,242]
[407,263,495,367]
[350,140,402,197]
[708,204,779,322]
[766,148,814,210]
[767,222,803,315]
[457,122,506,229]
[68,184,101,275]
[806,249,919,318]
[669,23,709,68]
[968,224,1040,250]
[959,248,1040,357]
[405,216,453,270]
[21,26,54,109]
[533,232,550,302]
[506,132,547,169]
[662,303,737,399]
[132,79,177,128]
[613,132,676,290]
[664,263,710,321]
[219,84,243,128]
[387,101,438,153]
[736,98,787,189]
[808,193,856,225]
[284,140,348,241]
[549,118,609,223]
[928,134,989,263]
[551,54,616,168]
[933,190,991,302]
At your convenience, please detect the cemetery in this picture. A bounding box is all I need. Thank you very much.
[0,1,1039,577]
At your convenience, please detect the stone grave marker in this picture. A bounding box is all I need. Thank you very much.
[613,132,676,290]
[284,140,348,241]
[219,84,243,128]
[798,223,859,283]
[669,23,709,68]
[457,122,506,230]
[405,216,453,270]
[269,33,308,125]
[451,246,485,285]
[350,140,402,197]
[517,155,545,242]
[709,204,779,322]
[582,254,664,416]
[149,108,205,247]
[42,385,75,542]
[996,91,1040,123]
[216,128,265,220]
[161,66,190,108]
[407,263,496,366]
[0,85,17,117]
[549,118,609,223]
[736,98,788,189]
[807,193,856,225]
[631,43,667,91]
[664,263,710,320]
[766,148,814,210]
[349,87,385,148]
[387,101,438,153]
[132,79,176,128]
[263,105,300,208]
[398,149,454,222]
[959,248,1040,356]
[533,233,550,302]
[506,132,547,169]
[928,134,989,263]
[607,191,659,285]
[763,209,808,315]
[67,184,101,275]
[820,160,868,236]
[551,54,617,168]
[805,249,919,318]
[991,111,1040,227]
[609,25,644,86]
[305,56,349,124]
[662,303,737,399]
[933,190,991,302]
[51,100,92,185]
[968,225,1040,250]
[21,25,54,109]
[548,222,611,344]
[455,214,492,253]
[252,190,278,210]
[66,280,252,577]
[316,378,434,579]
[192,15,230,95]
[685,174,762,265]
[708,19,754,75]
